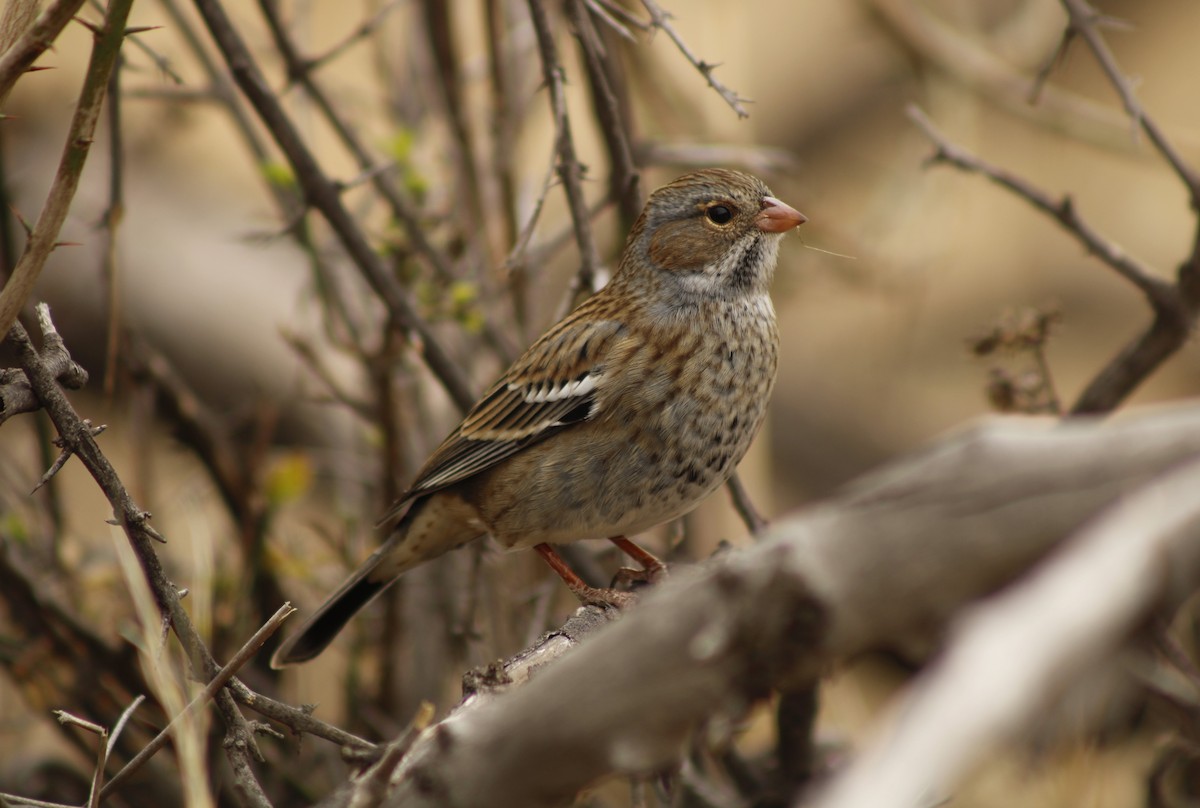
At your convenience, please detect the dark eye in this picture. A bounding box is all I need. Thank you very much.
[705,205,733,225]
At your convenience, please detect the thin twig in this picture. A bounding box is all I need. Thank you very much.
[0,0,88,102]
[528,0,604,305]
[0,0,130,342]
[484,0,523,325]
[725,471,767,535]
[302,0,406,74]
[191,0,476,411]
[639,0,750,119]
[100,51,124,396]
[99,603,296,800]
[8,310,274,804]
[568,0,643,226]
[1058,0,1200,204]
[906,104,1178,315]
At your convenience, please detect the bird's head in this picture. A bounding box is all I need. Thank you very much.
[617,168,806,301]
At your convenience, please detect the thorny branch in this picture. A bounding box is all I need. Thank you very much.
[908,1,1200,415]
[639,0,751,119]
[190,0,477,411]
[528,0,604,305]
[8,308,274,803]
[0,0,131,343]
[0,0,88,102]
[5,306,375,800]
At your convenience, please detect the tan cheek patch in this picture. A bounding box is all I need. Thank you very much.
[648,219,728,272]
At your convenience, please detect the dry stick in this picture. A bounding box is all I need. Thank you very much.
[255,0,517,365]
[528,0,604,305]
[302,0,406,74]
[224,681,374,752]
[9,309,274,807]
[907,105,1175,312]
[0,0,130,344]
[100,57,124,396]
[484,0,525,327]
[568,0,643,226]
[639,0,750,119]
[190,0,475,412]
[905,105,1198,416]
[51,710,108,808]
[100,604,296,800]
[420,0,488,260]
[0,0,87,101]
[725,470,767,535]
[1059,0,1200,203]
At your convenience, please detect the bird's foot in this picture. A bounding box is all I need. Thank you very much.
[568,582,639,610]
[611,562,667,591]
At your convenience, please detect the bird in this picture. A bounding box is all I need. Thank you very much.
[271,168,806,667]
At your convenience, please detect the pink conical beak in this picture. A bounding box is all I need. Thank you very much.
[756,196,807,233]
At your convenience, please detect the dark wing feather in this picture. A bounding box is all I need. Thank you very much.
[377,308,628,526]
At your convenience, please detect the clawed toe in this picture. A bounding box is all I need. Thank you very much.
[573,584,639,610]
[611,563,667,591]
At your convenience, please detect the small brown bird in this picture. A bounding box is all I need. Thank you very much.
[272,168,806,667]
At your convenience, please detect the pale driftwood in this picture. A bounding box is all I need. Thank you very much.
[317,404,1200,808]
[814,453,1200,808]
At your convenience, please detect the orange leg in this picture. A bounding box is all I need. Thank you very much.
[534,543,636,608]
[608,535,666,575]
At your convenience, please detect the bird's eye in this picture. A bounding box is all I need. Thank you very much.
[705,205,733,225]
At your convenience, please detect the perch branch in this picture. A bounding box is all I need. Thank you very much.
[315,404,1200,807]
[814,454,1200,808]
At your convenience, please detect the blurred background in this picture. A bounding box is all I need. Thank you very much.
[1,0,1197,804]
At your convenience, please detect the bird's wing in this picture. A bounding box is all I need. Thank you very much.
[378,309,630,525]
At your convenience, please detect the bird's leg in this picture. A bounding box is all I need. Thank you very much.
[534,543,636,609]
[608,536,667,579]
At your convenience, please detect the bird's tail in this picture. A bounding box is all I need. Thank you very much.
[271,502,423,668]
[269,558,390,667]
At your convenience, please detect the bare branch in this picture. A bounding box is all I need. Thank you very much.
[1058,0,1200,204]
[0,0,88,102]
[7,312,274,804]
[639,0,750,119]
[528,0,604,303]
[100,603,296,800]
[321,405,1200,807]
[0,0,131,342]
[190,0,477,411]
[907,104,1177,313]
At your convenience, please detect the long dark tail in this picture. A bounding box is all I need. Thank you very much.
[270,555,391,667]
